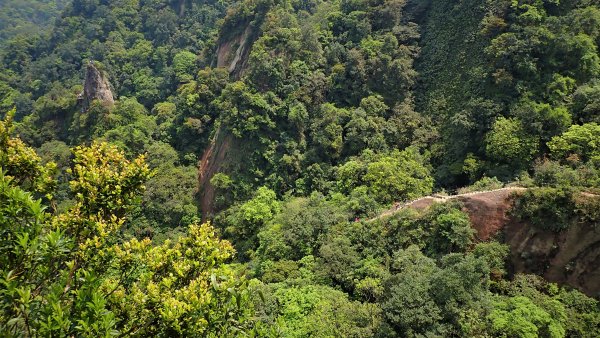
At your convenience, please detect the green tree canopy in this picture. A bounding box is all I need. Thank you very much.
[486,117,539,166]
[0,113,255,336]
[548,122,600,162]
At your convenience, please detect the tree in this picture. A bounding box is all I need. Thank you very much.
[256,193,349,262]
[430,253,490,324]
[572,83,600,123]
[0,113,255,336]
[383,246,445,336]
[344,95,389,154]
[37,139,74,209]
[222,187,281,259]
[173,50,197,83]
[487,296,566,338]
[318,234,360,290]
[513,101,572,144]
[133,164,200,238]
[214,81,278,138]
[143,141,179,169]
[363,148,433,204]
[255,283,382,338]
[548,123,600,162]
[486,117,538,167]
[511,187,576,232]
[336,148,433,205]
[424,207,475,257]
[309,103,349,160]
[0,109,56,195]
[473,241,510,279]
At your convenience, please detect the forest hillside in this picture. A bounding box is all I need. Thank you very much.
[1,0,599,336]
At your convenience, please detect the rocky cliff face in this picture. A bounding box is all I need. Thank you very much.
[504,215,600,297]
[78,62,114,111]
[198,24,256,221]
[198,131,234,221]
[455,191,600,297]
[215,25,253,78]
[388,189,600,297]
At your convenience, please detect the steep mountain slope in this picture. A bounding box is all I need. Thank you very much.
[416,0,504,185]
[3,0,598,207]
[0,0,67,45]
[0,0,235,238]
[375,188,600,296]
[1,0,600,336]
[417,0,600,186]
[0,0,597,232]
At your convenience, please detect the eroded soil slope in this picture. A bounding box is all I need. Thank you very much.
[378,189,600,296]
[461,190,600,297]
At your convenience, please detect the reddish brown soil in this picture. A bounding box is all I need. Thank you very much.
[216,25,253,77]
[409,197,440,210]
[198,130,232,221]
[455,189,520,241]
[375,189,600,297]
[504,215,600,297]
[199,25,256,220]
[397,189,521,242]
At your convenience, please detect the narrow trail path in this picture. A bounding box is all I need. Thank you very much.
[367,187,528,222]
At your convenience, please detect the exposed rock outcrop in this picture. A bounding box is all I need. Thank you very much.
[504,215,600,297]
[198,24,257,220]
[374,189,600,297]
[198,130,233,221]
[78,62,114,111]
[176,0,186,16]
[458,190,600,296]
[215,25,253,78]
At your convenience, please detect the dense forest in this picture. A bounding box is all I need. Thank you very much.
[1,0,599,336]
[0,0,68,46]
